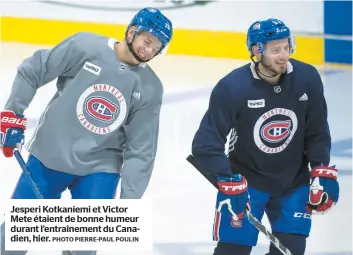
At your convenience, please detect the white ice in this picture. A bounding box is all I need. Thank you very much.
[0,43,352,254]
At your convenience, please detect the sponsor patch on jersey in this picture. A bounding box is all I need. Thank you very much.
[76,84,127,134]
[253,108,298,154]
[83,61,101,75]
[248,99,265,108]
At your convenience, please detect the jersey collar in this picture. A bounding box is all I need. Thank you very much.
[108,38,147,68]
[250,60,293,79]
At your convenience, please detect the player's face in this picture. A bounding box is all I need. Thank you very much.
[132,31,163,61]
[262,39,290,75]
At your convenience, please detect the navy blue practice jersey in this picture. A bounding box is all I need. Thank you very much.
[192,59,331,195]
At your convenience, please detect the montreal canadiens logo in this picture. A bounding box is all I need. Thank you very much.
[253,108,298,154]
[231,218,242,228]
[261,120,291,143]
[85,96,119,122]
[76,84,127,134]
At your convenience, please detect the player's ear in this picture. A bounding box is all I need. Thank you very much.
[252,45,259,55]
[252,45,261,61]
[126,26,136,42]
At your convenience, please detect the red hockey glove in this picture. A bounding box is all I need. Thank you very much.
[306,166,339,215]
[0,111,26,157]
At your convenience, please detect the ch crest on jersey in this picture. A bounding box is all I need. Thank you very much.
[76,84,127,134]
[231,218,242,228]
[253,108,298,154]
[85,96,119,122]
[261,120,292,143]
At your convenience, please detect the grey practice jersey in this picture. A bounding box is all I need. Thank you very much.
[4,32,164,199]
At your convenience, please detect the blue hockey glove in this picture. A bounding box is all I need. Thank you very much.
[216,174,250,222]
[306,166,339,215]
[0,111,26,157]
[212,174,250,241]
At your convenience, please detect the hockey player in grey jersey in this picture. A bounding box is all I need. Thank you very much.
[0,7,173,255]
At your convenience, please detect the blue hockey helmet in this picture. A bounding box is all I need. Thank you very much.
[126,7,173,52]
[247,18,295,57]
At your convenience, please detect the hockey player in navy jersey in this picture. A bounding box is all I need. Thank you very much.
[0,7,172,255]
[191,18,339,255]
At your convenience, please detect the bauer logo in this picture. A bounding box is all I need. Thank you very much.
[83,61,101,75]
[248,99,265,108]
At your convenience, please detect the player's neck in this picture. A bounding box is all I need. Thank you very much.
[114,42,140,66]
[257,64,281,85]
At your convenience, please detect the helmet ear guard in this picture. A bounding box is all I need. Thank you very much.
[158,43,169,56]
[288,34,296,54]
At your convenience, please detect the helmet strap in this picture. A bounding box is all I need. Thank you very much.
[251,54,279,79]
[250,43,278,79]
[127,35,148,63]
[126,29,163,63]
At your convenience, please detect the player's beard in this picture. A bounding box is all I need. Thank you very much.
[262,60,287,76]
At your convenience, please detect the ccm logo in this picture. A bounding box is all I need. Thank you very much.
[83,61,101,75]
[293,212,312,219]
[1,117,26,126]
[248,99,265,108]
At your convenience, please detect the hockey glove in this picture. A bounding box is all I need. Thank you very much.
[306,166,339,215]
[0,111,26,157]
[216,174,250,221]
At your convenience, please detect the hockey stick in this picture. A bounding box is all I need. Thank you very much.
[186,154,293,255]
[13,147,43,199]
[13,147,75,255]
